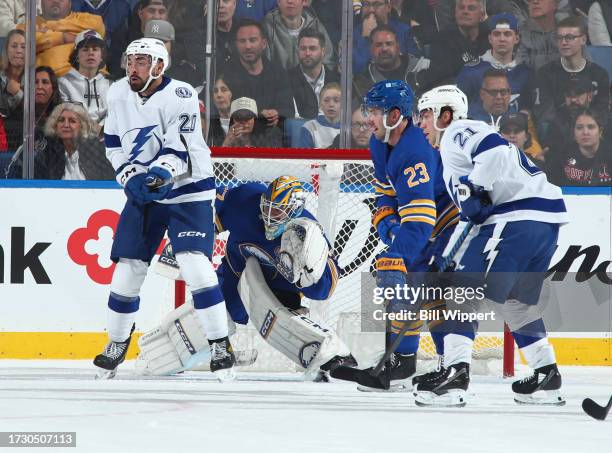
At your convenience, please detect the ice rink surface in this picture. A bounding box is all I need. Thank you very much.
[0,361,610,453]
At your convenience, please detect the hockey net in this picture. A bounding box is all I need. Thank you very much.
[167,147,515,376]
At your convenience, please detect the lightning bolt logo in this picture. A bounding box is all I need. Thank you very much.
[483,224,505,275]
[130,126,157,159]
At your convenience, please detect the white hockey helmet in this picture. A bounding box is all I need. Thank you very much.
[125,38,169,93]
[417,85,468,131]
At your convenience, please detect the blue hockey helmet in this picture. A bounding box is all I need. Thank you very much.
[260,176,306,240]
[363,80,414,117]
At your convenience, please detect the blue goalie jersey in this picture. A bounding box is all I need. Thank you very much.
[214,183,340,323]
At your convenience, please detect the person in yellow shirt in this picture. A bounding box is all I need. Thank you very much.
[18,0,104,77]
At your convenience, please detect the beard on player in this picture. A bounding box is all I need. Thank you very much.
[129,74,146,92]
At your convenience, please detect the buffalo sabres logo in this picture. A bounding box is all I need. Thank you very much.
[121,126,163,164]
[175,87,192,98]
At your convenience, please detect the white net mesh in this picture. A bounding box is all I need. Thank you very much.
[177,153,510,373]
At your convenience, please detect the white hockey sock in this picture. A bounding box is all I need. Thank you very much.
[175,251,229,341]
[443,334,474,367]
[520,337,556,370]
[108,309,137,342]
[195,303,229,341]
[107,259,147,342]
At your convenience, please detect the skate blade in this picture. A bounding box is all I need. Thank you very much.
[414,389,467,407]
[313,370,330,383]
[514,390,566,406]
[213,367,236,382]
[95,367,117,380]
[357,379,413,393]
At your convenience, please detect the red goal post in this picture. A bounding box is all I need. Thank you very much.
[171,146,515,376]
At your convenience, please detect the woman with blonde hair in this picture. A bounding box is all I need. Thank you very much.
[35,102,114,180]
[0,28,25,150]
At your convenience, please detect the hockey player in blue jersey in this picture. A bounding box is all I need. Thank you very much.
[212,176,356,379]
[412,85,568,407]
[93,38,235,381]
[330,80,460,392]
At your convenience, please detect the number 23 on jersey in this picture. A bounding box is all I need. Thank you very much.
[403,163,430,188]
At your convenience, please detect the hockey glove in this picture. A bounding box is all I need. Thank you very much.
[143,167,173,202]
[124,173,149,205]
[373,207,400,246]
[456,176,493,225]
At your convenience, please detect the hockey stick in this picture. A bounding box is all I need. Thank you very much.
[146,135,192,188]
[582,396,612,421]
[368,220,475,377]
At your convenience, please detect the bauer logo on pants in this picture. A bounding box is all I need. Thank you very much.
[299,341,320,368]
[260,310,276,339]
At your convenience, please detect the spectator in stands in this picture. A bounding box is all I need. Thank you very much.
[142,19,202,88]
[499,111,544,160]
[0,0,40,38]
[288,28,339,120]
[223,19,295,131]
[541,75,609,156]
[588,1,612,46]
[71,0,132,36]
[352,0,420,74]
[298,82,341,148]
[208,75,233,146]
[108,0,169,79]
[475,69,516,126]
[17,0,105,77]
[353,24,429,99]
[0,29,25,149]
[33,102,113,179]
[545,109,611,186]
[418,0,489,91]
[457,13,532,117]
[234,0,276,21]
[58,30,110,128]
[533,16,610,130]
[310,0,342,50]
[516,0,559,71]
[263,0,334,70]
[217,0,239,68]
[329,105,370,149]
[222,96,283,147]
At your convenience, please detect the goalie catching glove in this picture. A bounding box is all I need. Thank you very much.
[276,217,330,288]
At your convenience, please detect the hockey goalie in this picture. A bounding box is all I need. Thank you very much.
[137,176,356,379]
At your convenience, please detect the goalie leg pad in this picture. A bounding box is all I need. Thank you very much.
[239,257,349,375]
[136,302,211,376]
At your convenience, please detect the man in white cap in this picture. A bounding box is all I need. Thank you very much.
[58,29,112,127]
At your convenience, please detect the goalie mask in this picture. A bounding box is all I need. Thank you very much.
[260,176,306,240]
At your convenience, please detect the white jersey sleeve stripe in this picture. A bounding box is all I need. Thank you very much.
[471,133,508,160]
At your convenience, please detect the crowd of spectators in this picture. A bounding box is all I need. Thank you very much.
[0,0,610,186]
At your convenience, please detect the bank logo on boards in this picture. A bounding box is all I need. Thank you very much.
[67,209,119,285]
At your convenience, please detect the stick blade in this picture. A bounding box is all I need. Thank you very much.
[582,397,612,421]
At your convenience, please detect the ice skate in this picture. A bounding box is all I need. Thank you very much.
[94,324,135,380]
[512,364,565,406]
[209,336,236,382]
[413,362,470,407]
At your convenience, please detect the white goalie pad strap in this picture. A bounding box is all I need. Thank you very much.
[278,218,329,288]
[135,303,210,376]
[239,257,349,374]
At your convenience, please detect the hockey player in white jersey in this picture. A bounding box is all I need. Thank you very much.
[93,38,235,381]
[412,85,569,407]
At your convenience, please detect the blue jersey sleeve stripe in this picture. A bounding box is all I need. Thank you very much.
[471,133,508,159]
[159,147,189,163]
[166,177,216,199]
[104,133,121,148]
[491,197,567,216]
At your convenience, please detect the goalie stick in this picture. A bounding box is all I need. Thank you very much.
[331,221,475,389]
[582,395,612,421]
